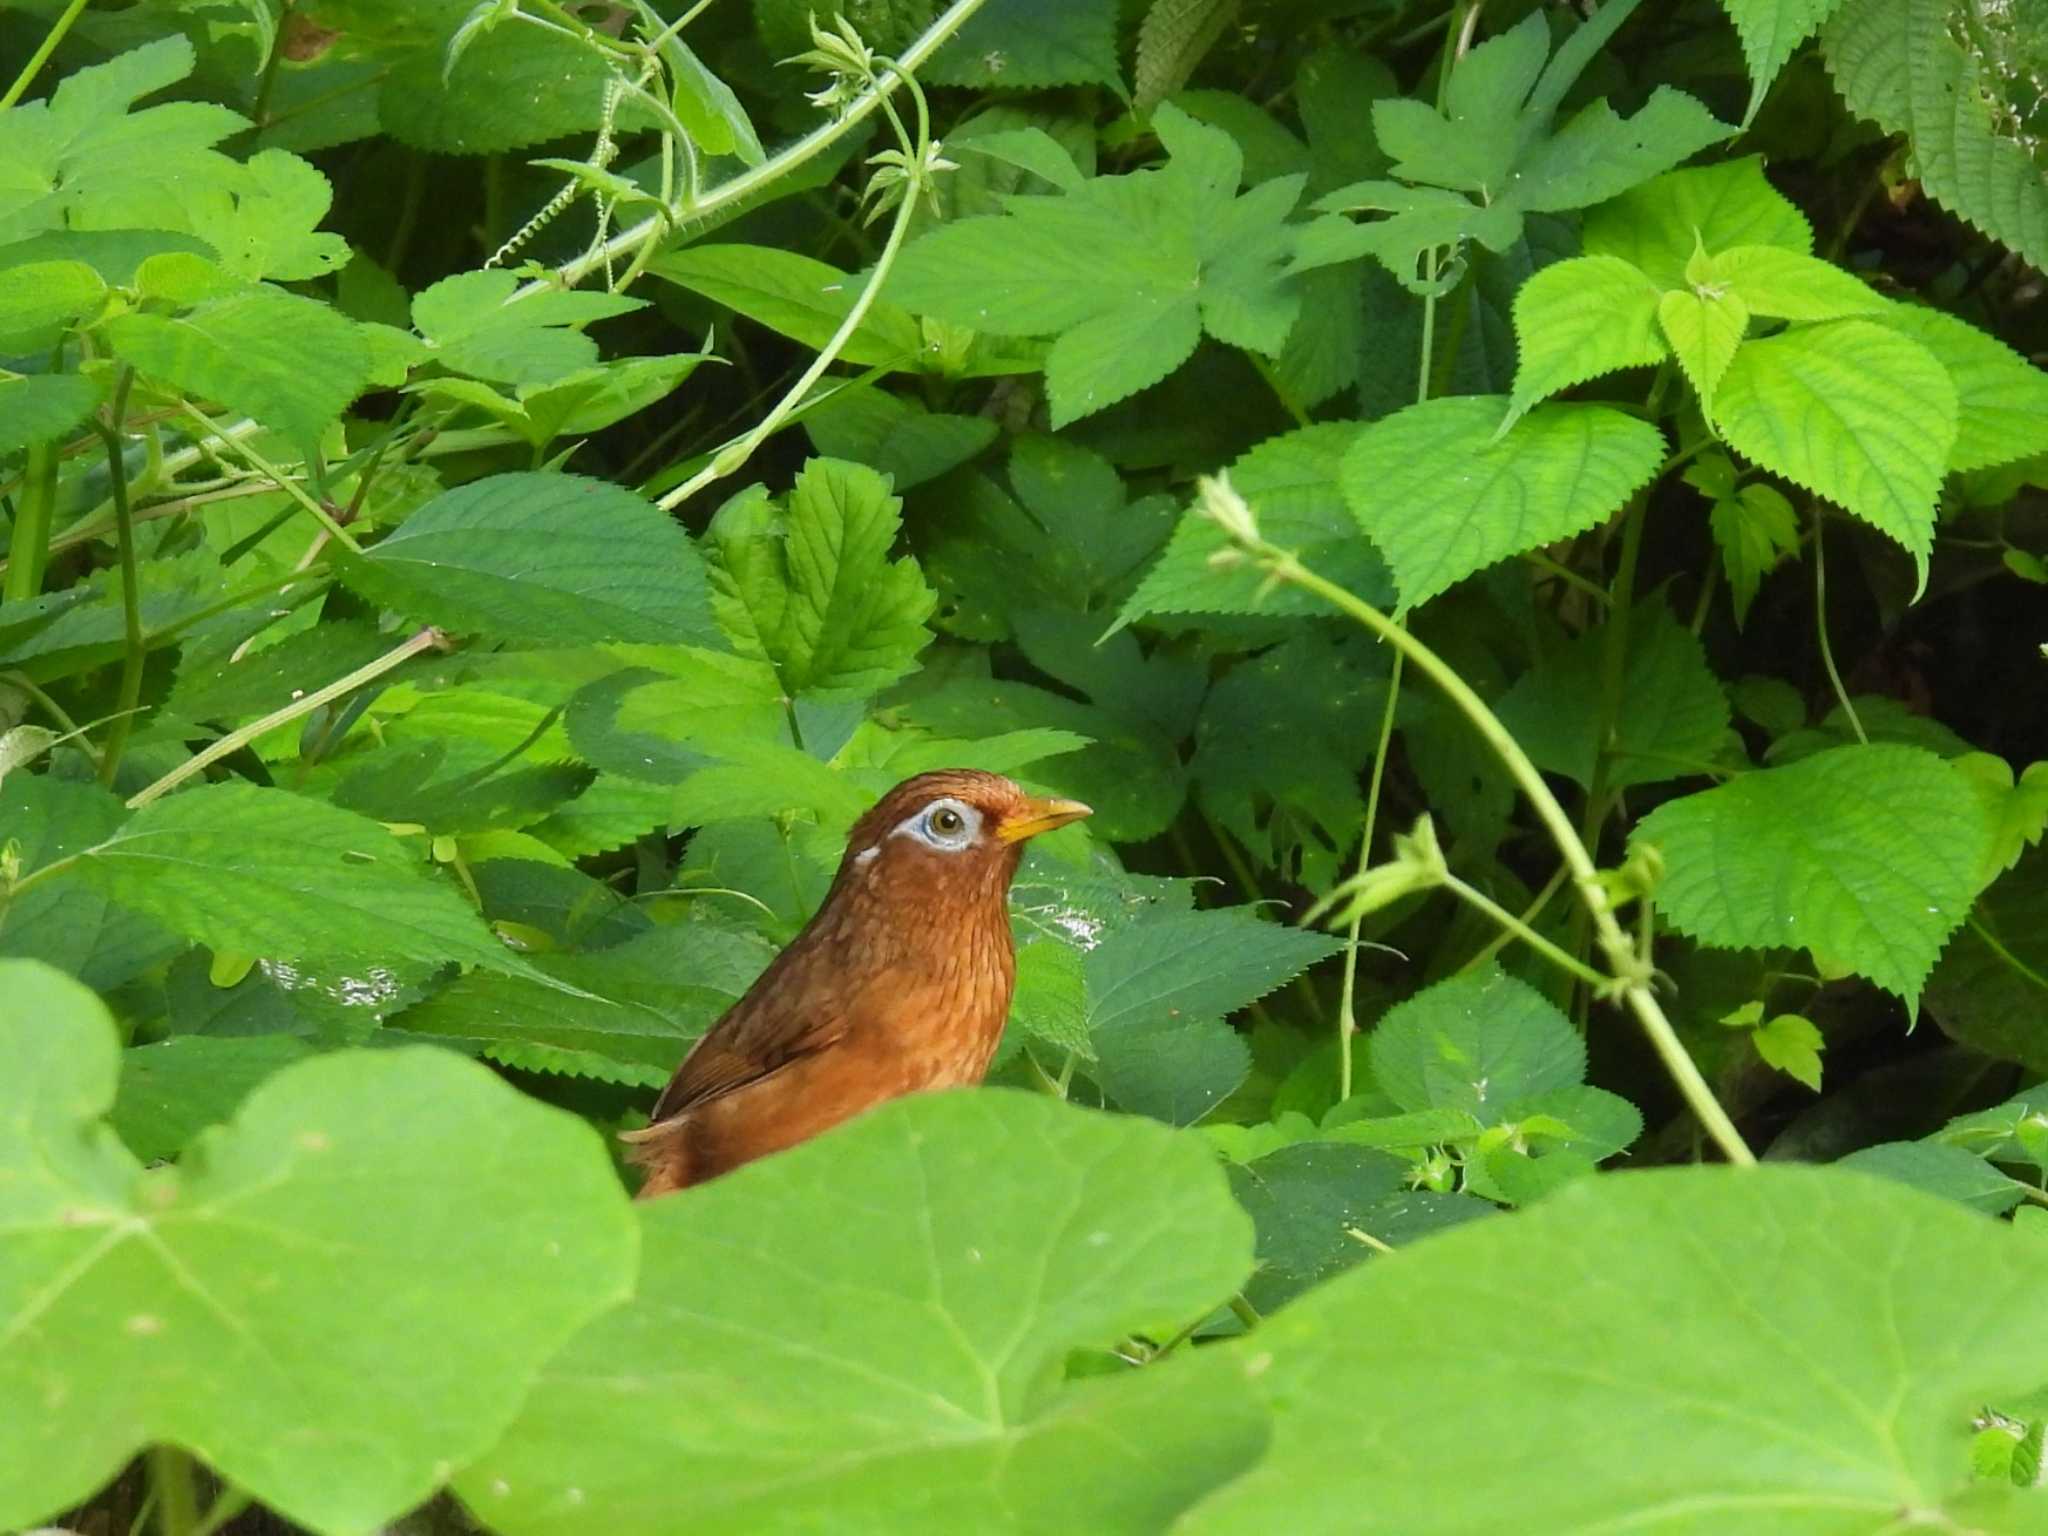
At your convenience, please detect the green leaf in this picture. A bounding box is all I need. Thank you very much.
[185,148,352,281]
[889,104,1323,425]
[706,459,936,700]
[67,783,545,980]
[1342,397,1666,611]
[1632,744,1990,1004]
[0,960,636,1536]
[1226,1142,1413,1311]
[1880,303,2048,473]
[344,472,718,646]
[1181,1165,2048,1536]
[1134,0,1238,113]
[1121,423,1393,628]
[563,650,787,784]
[802,385,998,490]
[1495,601,1730,789]
[1925,846,2048,1073]
[105,289,373,457]
[924,0,1123,91]
[1824,0,2048,272]
[454,1090,1265,1535]
[110,1033,315,1161]
[649,245,925,369]
[1710,244,1885,320]
[1011,937,1092,1057]
[1716,0,1850,123]
[1706,481,1800,627]
[1838,1140,2027,1215]
[1713,320,1956,583]
[1583,156,1813,289]
[169,619,418,723]
[1502,255,1667,429]
[0,259,105,338]
[391,923,773,1085]
[0,374,101,456]
[1751,1011,1825,1090]
[1369,968,1586,1120]
[411,269,643,388]
[1657,284,1748,414]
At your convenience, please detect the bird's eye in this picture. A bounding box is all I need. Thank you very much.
[929,806,965,836]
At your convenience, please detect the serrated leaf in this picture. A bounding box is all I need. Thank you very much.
[1182,1165,2048,1536]
[1088,909,1342,1036]
[105,289,372,457]
[0,374,101,455]
[67,783,543,980]
[1226,1142,1411,1311]
[1751,1011,1825,1090]
[0,960,635,1536]
[1824,0,2048,272]
[889,103,1321,426]
[1717,0,1849,123]
[1658,285,1748,414]
[1012,937,1092,1057]
[1369,968,1586,1120]
[1714,320,1955,583]
[109,1033,315,1161]
[185,148,352,281]
[455,1091,1263,1535]
[1503,255,1667,430]
[1495,601,1729,789]
[1342,397,1666,611]
[1881,302,2048,473]
[1120,423,1393,628]
[1711,244,1884,320]
[345,472,718,646]
[1632,744,1989,1004]
[650,245,925,369]
[1708,481,1800,627]
[411,269,643,388]
[706,459,935,700]
[1135,0,1239,113]
[1584,156,1813,288]
[1838,1140,2026,1215]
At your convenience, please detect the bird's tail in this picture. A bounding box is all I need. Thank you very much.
[618,1119,691,1200]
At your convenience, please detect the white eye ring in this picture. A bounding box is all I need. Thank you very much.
[897,797,979,851]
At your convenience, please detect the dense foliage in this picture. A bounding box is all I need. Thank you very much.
[2,0,2047,1531]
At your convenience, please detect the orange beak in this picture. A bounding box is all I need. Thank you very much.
[995,795,1093,844]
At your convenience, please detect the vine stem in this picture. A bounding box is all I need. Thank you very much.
[147,1446,201,1536]
[1256,545,1756,1167]
[94,369,142,787]
[128,626,448,809]
[654,80,929,511]
[0,0,89,109]
[1441,870,1609,989]
[515,0,991,302]
[177,404,364,554]
[1812,508,1867,744]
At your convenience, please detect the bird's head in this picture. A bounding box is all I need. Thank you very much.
[831,770,1092,912]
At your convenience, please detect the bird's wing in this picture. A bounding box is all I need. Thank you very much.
[639,983,848,1126]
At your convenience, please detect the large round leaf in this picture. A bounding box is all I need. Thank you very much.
[1182,1165,2048,1535]
[454,1089,1264,1535]
[0,961,638,1536]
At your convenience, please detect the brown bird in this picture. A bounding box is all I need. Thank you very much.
[623,769,1092,1197]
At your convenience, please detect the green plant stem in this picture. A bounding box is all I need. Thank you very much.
[655,160,924,511]
[1228,1294,1262,1330]
[1337,652,1403,1101]
[1258,547,1756,1167]
[246,0,291,142]
[1,437,59,601]
[0,0,90,109]
[1812,509,1867,743]
[520,0,991,300]
[128,626,447,809]
[191,1487,251,1536]
[148,1446,202,1536]
[177,403,364,554]
[1441,870,1609,988]
[95,369,143,787]
[2,670,105,770]
[1458,863,1568,973]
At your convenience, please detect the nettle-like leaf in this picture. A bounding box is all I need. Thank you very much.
[411,269,644,388]
[1881,302,2048,473]
[1583,156,1813,289]
[110,1033,316,1161]
[1084,910,1342,1124]
[651,245,926,369]
[105,289,374,458]
[1182,1165,2048,1536]
[0,374,101,455]
[1824,0,2048,272]
[707,458,936,701]
[1712,319,1956,586]
[1118,424,1391,629]
[1495,600,1730,789]
[562,649,791,784]
[1702,477,1800,628]
[454,1090,1265,1535]
[1317,7,1729,294]
[0,960,636,1536]
[1502,255,1667,430]
[183,148,351,281]
[803,386,999,492]
[53,782,547,981]
[343,472,719,646]
[1633,744,1989,1005]
[1341,396,1666,611]
[888,103,1357,425]
[1716,0,1851,123]
[410,352,712,452]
